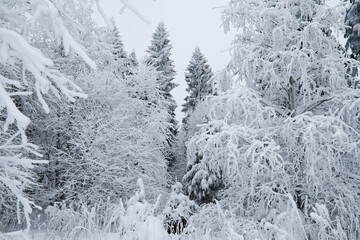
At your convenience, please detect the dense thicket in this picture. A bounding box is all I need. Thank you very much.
[182,0,360,239]
[0,0,95,233]
[0,0,170,236]
[2,0,360,240]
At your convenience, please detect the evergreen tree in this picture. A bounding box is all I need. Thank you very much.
[345,0,360,60]
[111,20,127,61]
[345,0,360,87]
[128,49,139,67]
[182,47,213,126]
[163,182,198,234]
[146,22,178,166]
[174,48,213,190]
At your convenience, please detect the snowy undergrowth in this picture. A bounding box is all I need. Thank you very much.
[40,179,170,240]
[1,179,170,240]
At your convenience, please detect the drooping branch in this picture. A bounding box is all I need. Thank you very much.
[119,0,153,24]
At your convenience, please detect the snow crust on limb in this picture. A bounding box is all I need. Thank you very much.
[119,0,154,24]
[0,0,95,234]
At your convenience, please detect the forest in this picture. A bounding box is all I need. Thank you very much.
[1,0,360,239]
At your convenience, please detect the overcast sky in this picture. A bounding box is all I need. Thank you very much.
[94,0,233,121]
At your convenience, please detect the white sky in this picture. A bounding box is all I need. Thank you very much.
[94,0,233,121]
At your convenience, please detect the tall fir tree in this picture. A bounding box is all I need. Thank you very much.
[146,22,178,167]
[128,49,139,67]
[173,48,213,185]
[182,47,213,126]
[111,20,127,61]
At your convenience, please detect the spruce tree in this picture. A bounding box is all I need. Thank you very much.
[182,47,213,125]
[345,0,360,60]
[128,49,139,67]
[345,0,360,87]
[146,22,178,166]
[111,21,127,61]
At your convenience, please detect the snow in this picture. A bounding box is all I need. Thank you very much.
[1,0,360,239]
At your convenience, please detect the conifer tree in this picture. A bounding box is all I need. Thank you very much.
[128,50,139,67]
[182,47,213,126]
[111,20,127,61]
[163,182,198,234]
[345,0,360,86]
[174,48,213,186]
[146,22,178,166]
[345,0,360,61]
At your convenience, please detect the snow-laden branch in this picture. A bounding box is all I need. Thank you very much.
[33,0,97,69]
[0,0,96,234]
[95,0,114,30]
[119,0,153,24]
[0,83,30,132]
[0,28,87,113]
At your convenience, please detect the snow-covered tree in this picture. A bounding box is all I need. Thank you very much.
[22,0,101,211]
[345,0,360,61]
[182,47,213,126]
[0,0,95,233]
[174,48,213,184]
[129,50,139,67]
[146,22,178,166]
[111,21,127,61]
[183,0,360,239]
[55,61,170,206]
[163,182,198,234]
[146,22,177,100]
[345,0,360,85]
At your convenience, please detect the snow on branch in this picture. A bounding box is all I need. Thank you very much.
[119,0,153,24]
[0,83,30,132]
[30,0,97,69]
[0,0,95,234]
[0,28,87,113]
[95,0,114,30]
